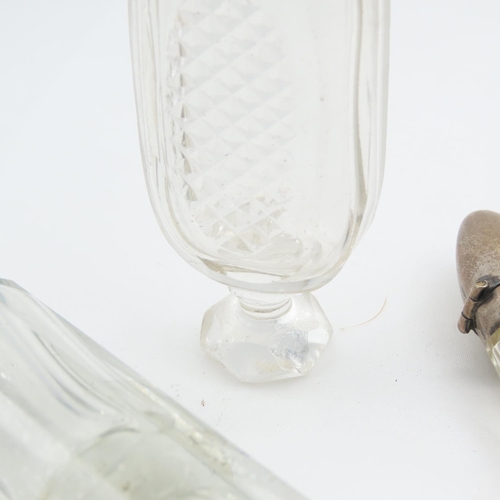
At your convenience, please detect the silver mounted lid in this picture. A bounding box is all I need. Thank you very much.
[457,210,500,342]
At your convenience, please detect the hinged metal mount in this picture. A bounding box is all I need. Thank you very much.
[458,275,500,334]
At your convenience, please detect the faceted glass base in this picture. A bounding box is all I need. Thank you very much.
[201,290,332,382]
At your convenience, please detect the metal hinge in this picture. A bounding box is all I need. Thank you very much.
[458,275,500,334]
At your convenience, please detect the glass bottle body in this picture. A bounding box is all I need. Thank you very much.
[130,0,390,381]
[0,279,305,499]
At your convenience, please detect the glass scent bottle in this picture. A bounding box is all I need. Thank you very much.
[0,279,305,500]
[130,0,390,382]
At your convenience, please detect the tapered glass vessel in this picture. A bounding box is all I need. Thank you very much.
[130,0,390,382]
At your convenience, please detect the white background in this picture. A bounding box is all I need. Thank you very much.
[1,1,500,499]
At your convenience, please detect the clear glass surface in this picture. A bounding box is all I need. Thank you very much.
[0,279,305,500]
[130,0,390,381]
[487,328,500,377]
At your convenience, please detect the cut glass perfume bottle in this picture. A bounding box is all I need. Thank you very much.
[0,279,305,500]
[130,0,390,382]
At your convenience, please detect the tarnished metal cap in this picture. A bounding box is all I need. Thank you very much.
[457,210,500,342]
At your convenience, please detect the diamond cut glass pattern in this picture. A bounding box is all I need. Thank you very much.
[168,1,296,264]
[130,0,390,381]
